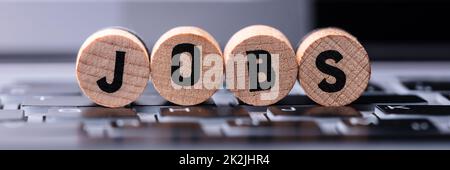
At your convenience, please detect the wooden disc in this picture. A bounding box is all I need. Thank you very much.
[150,26,223,105]
[296,28,371,106]
[76,27,150,108]
[224,25,298,106]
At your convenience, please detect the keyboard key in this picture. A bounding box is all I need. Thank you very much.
[160,106,249,118]
[106,122,207,140]
[0,121,82,136]
[22,106,58,117]
[23,106,137,123]
[353,94,427,105]
[21,106,64,122]
[351,94,427,111]
[268,106,362,118]
[157,106,250,122]
[402,80,450,92]
[338,118,440,136]
[2,102,19,110]
[21,96,95,107]
[46,107,138,121]
[266,106,361,135]
[137,113,157,123]
[0,110,24,121]
[375,105,450,119]
[0,122,84,145]
[222,119,322,138]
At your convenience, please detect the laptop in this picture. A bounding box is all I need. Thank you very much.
[0,0,449,150]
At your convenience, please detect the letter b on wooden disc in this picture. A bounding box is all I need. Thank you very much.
[224,25,298,106]
[297,28,371,106]
[76,28,150,108]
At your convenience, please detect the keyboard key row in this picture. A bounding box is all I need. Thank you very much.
[21,104,450,125]
[0,114,447,142]
[5,79,450,105]
[0,81,81,96]
[10,94,426,113]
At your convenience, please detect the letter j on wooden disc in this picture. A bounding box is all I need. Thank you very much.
[296,28,371,106]
[76,27,150,108]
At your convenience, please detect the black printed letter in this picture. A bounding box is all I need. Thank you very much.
[315,50,346,93]
[97,51,125,93]
[171,43,201,86]
[247,50,276,92]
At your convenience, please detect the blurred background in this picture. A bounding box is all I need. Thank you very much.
[0,0,449,61]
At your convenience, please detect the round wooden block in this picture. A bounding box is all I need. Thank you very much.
[150,26,223,105]
[296,28,371,106]
[224,25,298,106]
[76,27,150,108]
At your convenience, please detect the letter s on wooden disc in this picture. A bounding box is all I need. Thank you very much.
[76,28,150,108]
[296,28,371,106]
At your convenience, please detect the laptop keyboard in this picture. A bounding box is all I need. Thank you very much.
[1,79,450,146]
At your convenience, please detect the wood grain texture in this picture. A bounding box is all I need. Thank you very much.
[150,26,223,105]
[224,25,298,106]
[296,28,371,106]
[76,27,150,108]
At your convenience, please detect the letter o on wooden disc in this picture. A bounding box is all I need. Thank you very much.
[76,27,150,108]
[224,25,298,106]
[150,26,223,106]
[296,28,371,106]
